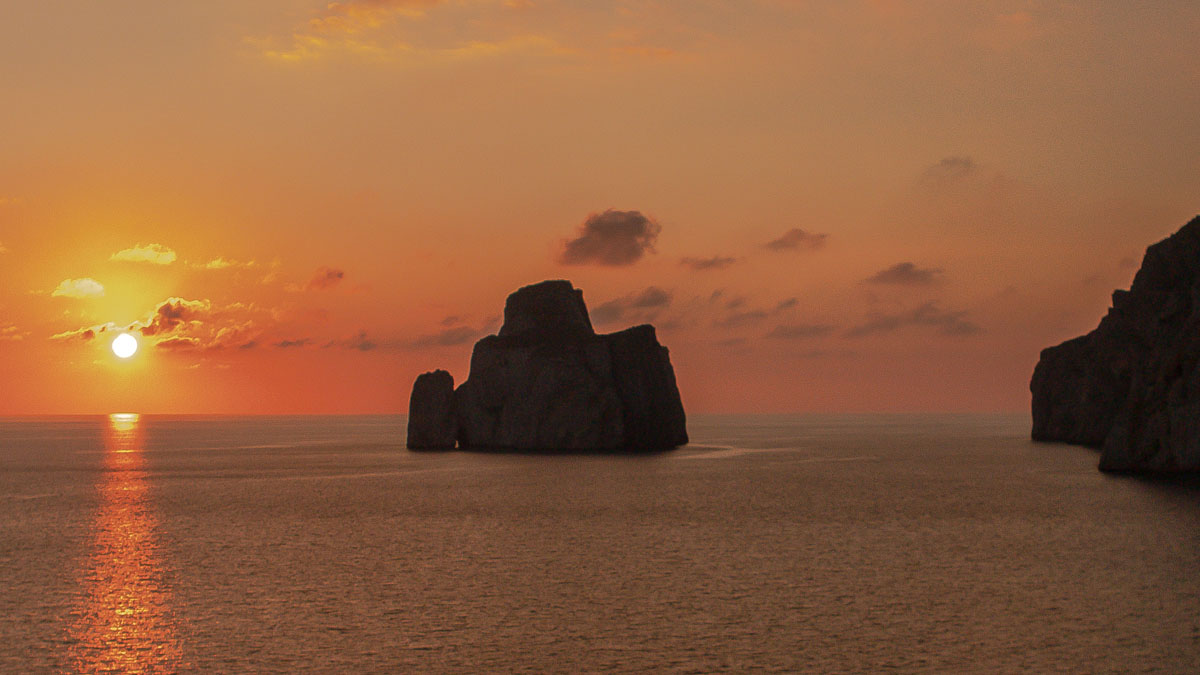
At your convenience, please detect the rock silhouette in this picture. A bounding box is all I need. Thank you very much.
[407,280,688,452]
[1031,215,1200,472]
[406,370,457,449]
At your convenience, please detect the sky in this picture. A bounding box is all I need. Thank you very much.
[1,0,1198,414]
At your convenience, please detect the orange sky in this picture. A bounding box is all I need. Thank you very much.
[1,0,1198,414]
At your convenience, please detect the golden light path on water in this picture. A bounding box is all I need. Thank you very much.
[68,413,183,673]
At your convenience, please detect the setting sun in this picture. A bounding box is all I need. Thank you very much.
[111,333,138,359]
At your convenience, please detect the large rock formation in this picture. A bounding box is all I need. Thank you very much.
[407,280,688,452]
[1031,215,1200,472]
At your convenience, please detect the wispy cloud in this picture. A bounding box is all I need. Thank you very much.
[325,330,377,351]
[920,155,977,186]
[865,262,944,286]
[0,322,28,341]
[410,325,480,347]
[845,302,979,338]
[0,241,7,254]
[591,286,672,325]
[680,255,738,271]
[51,278,104,299]
[306,266,346,291]
[308,0,443,35]
[764,228,827,252]
[254,0,673,64]
[110,243,177,265]
[201,257,256,270]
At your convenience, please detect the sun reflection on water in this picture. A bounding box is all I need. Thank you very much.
[68,413,183,672]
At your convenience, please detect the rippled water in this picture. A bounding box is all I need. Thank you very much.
[1,414,1198,672]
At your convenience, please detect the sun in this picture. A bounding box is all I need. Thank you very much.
[112,333,138,359]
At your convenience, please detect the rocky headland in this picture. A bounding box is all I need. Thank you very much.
[406,280,688,452]
[1031,215,1200,472]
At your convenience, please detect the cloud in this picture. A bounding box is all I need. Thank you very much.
[307,266,345,291]
[51,322,120,342]
[921,156,977,184]
[764,228,827,252]
[110,243,177,265]
[51,278,105,299]
[845,302,980,338]
[326,330,377,351]
[680,255,738,271]
[50,297,284,353]
[766,323,835,339]
[590,286,672,325]
[155,336,202,351]
[559,209,661,266]
[273,338,312,349]
[0,241,7,253]
[774,297,799,312]
[411,325,480,347]
[308,0,442,34]
[202,257,256,270]
[865,262,944,285]
[140,298,213,337]
[208,322,260,350]
[0,323,28,341]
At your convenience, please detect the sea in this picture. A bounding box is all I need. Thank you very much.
[1,413,1197,673]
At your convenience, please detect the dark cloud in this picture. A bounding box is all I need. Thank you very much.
[559,209,661,266]
[591,286,673,325]
[725,296,747,310]
[440,315,461,326]
[845,302,980,338]
[680,255,738,271]
[307,266,345,291]
[865,262,943,286]
[773,297,798,312]
[766,323,834,339]
[411,326,480,348]
[273,338,311,349]
[764,228,827,252]
[921,155,977,183]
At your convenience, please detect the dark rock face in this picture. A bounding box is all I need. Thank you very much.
[406,370,456,449]
[406,280,688,452]
[1031,216,1200,472]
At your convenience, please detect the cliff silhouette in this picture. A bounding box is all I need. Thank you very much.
[1031,215,1200,472]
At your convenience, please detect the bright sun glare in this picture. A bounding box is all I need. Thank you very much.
[112,333,138,359]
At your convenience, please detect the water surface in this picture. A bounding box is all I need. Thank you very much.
[1,414,1197,672]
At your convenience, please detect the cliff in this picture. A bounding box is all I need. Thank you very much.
[1031,216,1200,472]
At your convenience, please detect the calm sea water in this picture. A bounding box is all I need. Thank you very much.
[1,414,1197,673]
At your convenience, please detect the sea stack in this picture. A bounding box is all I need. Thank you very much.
[1030,215,1200,472]
[407,280,688,452]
